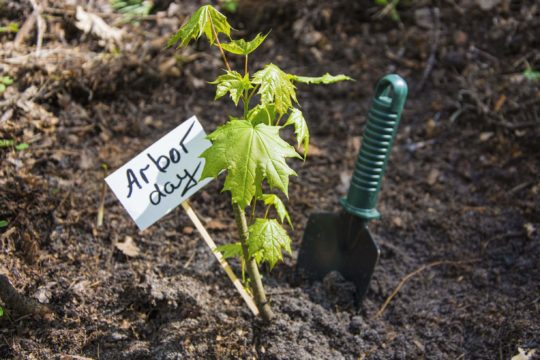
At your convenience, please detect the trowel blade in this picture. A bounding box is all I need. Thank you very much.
[297,212,380,302]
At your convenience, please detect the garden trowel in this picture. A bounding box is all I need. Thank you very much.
[297,74,408,303]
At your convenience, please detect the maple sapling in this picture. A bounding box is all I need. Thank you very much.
[168,5,351,321]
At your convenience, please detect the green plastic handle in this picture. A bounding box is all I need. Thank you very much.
[340,74,408,220]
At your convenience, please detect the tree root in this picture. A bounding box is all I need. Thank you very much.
[0,274,53,320]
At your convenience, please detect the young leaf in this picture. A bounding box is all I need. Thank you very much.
[291,73,353,84]
[523,67,540,82]
[0,139,14,147]
[1,76,13,85]
[221,33,268,55]
[260,194,292,227]
[215,242,243,259]
[247,104,276,125]
[284,108,309,157]
[167,5,231,48]
[247,218,292,269]
[0,220,8,228]
[15,143,29,151]
[252,64,297,116]
[200,120,300,208]
[210,71,252,106]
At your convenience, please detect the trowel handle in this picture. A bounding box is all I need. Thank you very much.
[340,74,408,220]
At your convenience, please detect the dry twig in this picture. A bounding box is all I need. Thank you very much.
[28,0,46,55]
[374,259,478,319]
[0,274,53,319]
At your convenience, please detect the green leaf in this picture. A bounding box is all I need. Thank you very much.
[0,305,3,317]
[291,73,353,84]
[260,194,292,227]
[0,220,8,228]
[0,139,14,147]
[1,76,14,85]
[221,0,238,13]
[215,242,243,259]
[0,84,5,93]
[252,64,297,116]
[167,5,231,48]
[247,218,291,269]
[524,67,540,82]
[247,104,276,125]
[284,108,309,157]
[0,23,19,33]
[15,143,29,151]
[210,71,252,106]
[200,120,300,208]
[221,33,268,55]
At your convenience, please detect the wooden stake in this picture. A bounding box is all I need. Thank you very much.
[181,201,259,316]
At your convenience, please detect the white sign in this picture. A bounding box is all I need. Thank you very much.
[106,116,212,230]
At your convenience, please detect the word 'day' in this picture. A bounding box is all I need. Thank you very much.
[106,116,212,230]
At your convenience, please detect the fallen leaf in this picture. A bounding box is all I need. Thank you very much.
[206,219,228,230]
[115,236,140,257]
[303,143,326,157]
[183,226,194,234]
[75,6,122,43]
[511,348,536,360]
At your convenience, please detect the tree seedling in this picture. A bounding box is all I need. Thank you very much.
[0,76,13,94]
[168,5,351,320]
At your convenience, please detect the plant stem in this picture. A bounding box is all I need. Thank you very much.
[232,203,274,322]
[209,16,231,72]
[244,55,248,76]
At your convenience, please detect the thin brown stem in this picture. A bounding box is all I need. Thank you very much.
[244,55,248,76]
[233,203,274,322]
[208,15,231,72]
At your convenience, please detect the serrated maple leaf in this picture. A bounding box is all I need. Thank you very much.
[221,33,268,55]
[215,242,243,259]
[247,104,276,125]
[291,73,353,84]
[284,108,309,157]
[247,218,291,269]
[260,194,292,227]
[252,64,297,116]
[210,71,252,106]
[200,120,300,208]
[167,5,231,48]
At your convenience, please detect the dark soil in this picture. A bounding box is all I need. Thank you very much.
[1,0,539,359]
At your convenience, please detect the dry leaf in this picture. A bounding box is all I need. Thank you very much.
[115,236,140,257]
[75,6,122,43]
[511,348,536,360]
[206,219,228,230]
[305,143,326,157]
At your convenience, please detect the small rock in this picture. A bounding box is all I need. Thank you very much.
[476,0,501,10]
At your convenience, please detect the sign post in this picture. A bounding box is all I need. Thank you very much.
[106,116,258,316]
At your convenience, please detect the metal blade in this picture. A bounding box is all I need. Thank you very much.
[297,212,380,303]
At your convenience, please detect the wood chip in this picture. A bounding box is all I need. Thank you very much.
[115,236,140,257]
